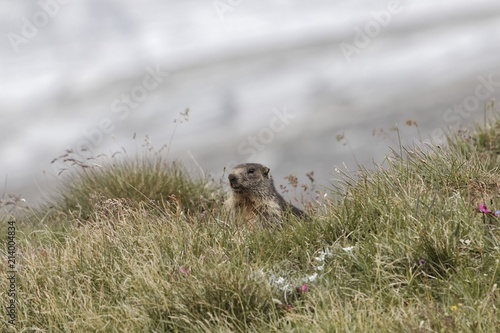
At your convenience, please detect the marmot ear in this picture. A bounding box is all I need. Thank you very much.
[262,166,270,177]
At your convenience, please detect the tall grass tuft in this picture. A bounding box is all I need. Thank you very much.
[36,148,221,227]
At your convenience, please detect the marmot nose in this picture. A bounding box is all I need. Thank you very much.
[228,174,237,184]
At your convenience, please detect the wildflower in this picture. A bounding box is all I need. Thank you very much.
[308,273,318,282]
[179,266,190,276]
[271,276,291,291]
[315,253,326,262]
[450,305,458,312]
[275,277,285,285]
[418,259,425,266]
[315,248,333,262]
[460,239,471,246]
[296,284,309,294]
[479,203,491,214]
[496,210,500,217]
[276,303,293,312]
[281,284,291,291]
[316,264,325,271]
[342,246,354,253]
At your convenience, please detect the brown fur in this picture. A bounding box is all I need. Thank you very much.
[225,163,306,227]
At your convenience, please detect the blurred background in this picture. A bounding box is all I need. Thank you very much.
[1,0,500,206]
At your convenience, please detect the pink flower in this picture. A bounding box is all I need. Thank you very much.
[479,203,491,214]
[179,266,190,276]
[277,304,293,311]
[297,283,309,294]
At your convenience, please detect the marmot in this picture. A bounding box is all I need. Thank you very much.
[225,163,306,227]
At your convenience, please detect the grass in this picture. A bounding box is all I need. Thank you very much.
[1,117,499,332]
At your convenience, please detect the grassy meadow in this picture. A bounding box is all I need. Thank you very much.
[1,117,499,332]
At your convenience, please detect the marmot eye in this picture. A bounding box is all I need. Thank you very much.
[248,168,255,174]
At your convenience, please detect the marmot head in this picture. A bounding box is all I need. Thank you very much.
[228,163,272,195]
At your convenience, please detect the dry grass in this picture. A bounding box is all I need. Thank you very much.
[1,118,500,332]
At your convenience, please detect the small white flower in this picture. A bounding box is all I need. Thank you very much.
[317,264,324,271]
[315,248,333,262]
[308,273,318,282]
[449,192,461,204]
[281,283,290,291]
[460,239,471,246]
[342,246,355,253]
[315,253,326,262]
[275,277,285,285]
